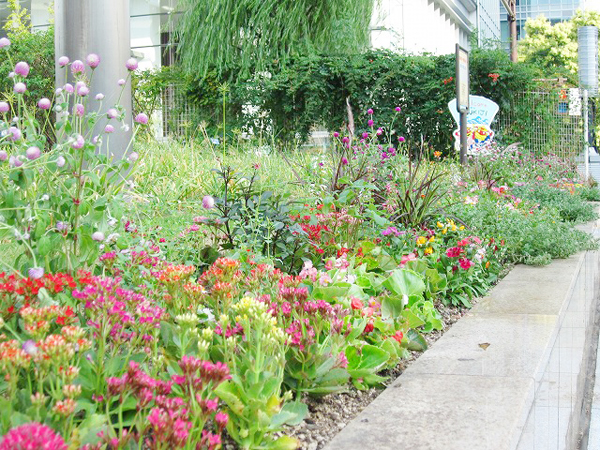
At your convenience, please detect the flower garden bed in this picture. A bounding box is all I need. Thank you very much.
[1,44,599,450]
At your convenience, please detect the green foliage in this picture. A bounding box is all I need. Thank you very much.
[175,0,375,77]
[519,9,600,80]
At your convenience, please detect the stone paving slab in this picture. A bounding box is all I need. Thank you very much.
[325,373,534,450]
[324,248,598,450]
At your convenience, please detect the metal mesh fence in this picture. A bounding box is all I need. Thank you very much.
[162,85,199,139]
[493,90,583,161]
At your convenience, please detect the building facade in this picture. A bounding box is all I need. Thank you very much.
[371,0,501,54]
[499,0,582,45]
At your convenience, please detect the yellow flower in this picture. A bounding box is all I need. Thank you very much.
[442,228,447,235]
[416,236,427,246]
[451,225,457,231]
[459,226,465,230]
[424,247,433,255]
[437,222,443,228]
[428,236,435,243]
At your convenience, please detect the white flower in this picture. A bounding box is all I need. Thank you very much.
[41,194,49,201]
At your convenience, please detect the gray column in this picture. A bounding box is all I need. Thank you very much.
[55,0,132,160]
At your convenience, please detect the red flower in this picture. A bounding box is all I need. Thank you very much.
[459,258,474,270]
[446,247,462,258]
[350,297,364,310]
[392,330,404,344]
[364,321,374,334]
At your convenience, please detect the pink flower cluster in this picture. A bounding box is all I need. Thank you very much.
[0,423,67,450]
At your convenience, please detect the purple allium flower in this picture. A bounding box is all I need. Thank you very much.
[92,231,105,242]
[0,101,8,113]
[333,132,339,138]
[95,93,105,101]
[0,423,67,450]
[202,195,215,209]
[367,108,374,115]
[64,83,74,93]
[376,127,383,136]
[362,132,369,139]
[395,106,401,112]
[56,221,68,231]
[367,119,374,127]
[71,134,85,149]
[398,136,405,143]
[77,85,89,97]
[37,98,51,110]
[117,78,126,86]
[58,56,70,67]
[28,267,44,279]
[342,136,350,144]
[0,151,7,161]
[128,152,139,162]
[73,103,84,117]
[14,61,30,77]
[104,124,115,134]
[0,37,10,48]
[71,59,85,74]
[134,113,149,124]
[341,157,349,165]
[13,82,26,94]
[22,340,38,356]
[86,53,101,69]
[56,155,66,167]
[9,127,21,141]
[26,146,41,160]
[107,108,118,119]
[125,58,138,71]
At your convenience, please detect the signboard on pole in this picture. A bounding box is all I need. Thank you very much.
[456,45,470,113]
[448,95,499,157]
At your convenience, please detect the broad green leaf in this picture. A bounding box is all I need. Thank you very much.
[383,269,426,297]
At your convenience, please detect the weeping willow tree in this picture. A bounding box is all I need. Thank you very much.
[175,0,376,77]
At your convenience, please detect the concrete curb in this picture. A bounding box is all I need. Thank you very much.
[324,220,600,450]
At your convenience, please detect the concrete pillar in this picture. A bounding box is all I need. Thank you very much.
[55,0,132,160]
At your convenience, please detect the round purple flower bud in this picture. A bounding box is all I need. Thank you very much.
[71,59,85,74]
[126,58,138,71]
[333,132,340,138]
[117,78,126,86]
[0,150,7,161]
[73,103,84,117]
[64,83,74,94]
[86,53,101,69]
[398,136,405,143]
[9,127,21,141]
[376,128,383,136]
[9,156,21,167]
[104,124,115,134]
[395,106,401,112]
[77,85,89,97]
[92,231,105,242]
[13,82,26,94]
[341,157,349,165]
[367,119,374,127]
[56,221,68,231]
[92,136,99,145]
[71,134,85,149]
[22,340,38,356]
[107,108,118,119]
[367,108,374,115]
[342,136,350,144]
[28,267,44,279]
[14,61,30,78]
[0,37,10,48]
[362,132,369,139]
[55,88,63,96]
[0,101,9,113]
[56,155,66,167]
[202,195,215,209]
[58,56,70,67]
[128,152,139,162]
[134,113,149,125]
[7,72,15,79]
[38,98,51,110]
[26,146,41,160]
[95,93,105,101]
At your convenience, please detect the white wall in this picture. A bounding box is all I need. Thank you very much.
[371,0,479,54]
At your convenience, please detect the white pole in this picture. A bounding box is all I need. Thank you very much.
[55,0,132,161]
[584,89,590,181]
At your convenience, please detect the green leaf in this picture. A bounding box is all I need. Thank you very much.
[383,269,426,297]
[270,402,308,428]
[215,381,245,416]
